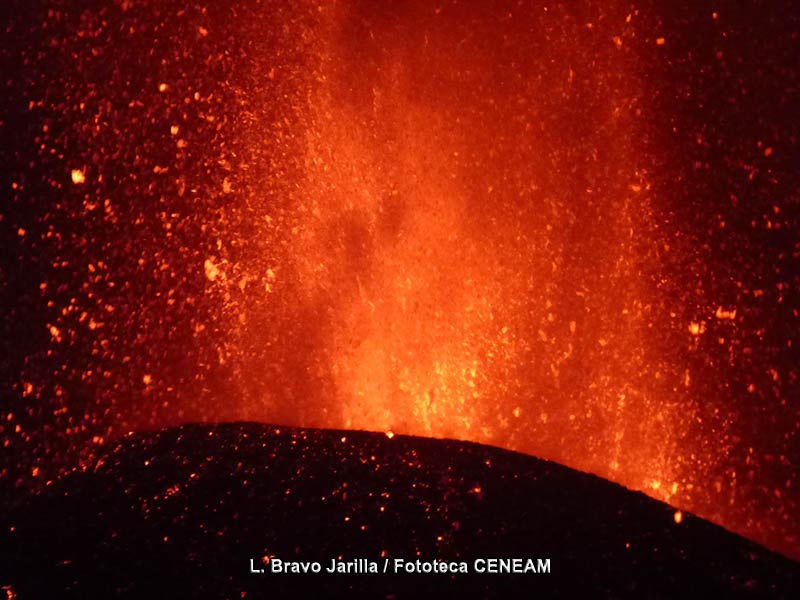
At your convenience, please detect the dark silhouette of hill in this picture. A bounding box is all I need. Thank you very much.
[0,422,797,598]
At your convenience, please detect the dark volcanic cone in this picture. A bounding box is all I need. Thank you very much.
[0,423,797,598]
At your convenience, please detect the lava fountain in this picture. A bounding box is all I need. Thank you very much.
[284,1,684,489]
[2,0,797,561]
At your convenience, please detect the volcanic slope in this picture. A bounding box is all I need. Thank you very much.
[0,423,797,598]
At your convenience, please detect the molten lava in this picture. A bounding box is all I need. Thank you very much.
[2,0,798,561]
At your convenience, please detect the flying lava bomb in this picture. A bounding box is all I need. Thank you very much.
[1,0,798,579]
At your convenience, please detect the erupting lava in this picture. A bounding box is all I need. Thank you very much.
[2,0,798,561]
[283,3,683,496]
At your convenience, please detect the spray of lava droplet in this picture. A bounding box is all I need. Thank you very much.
[3,0,798,561]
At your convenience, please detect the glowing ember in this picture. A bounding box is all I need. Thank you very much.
[1,0,798,562]
[70,169,85,185]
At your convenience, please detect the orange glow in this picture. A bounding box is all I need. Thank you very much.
[167,1,782,556]
[184,0,696,530]
[70,168,85,185]
[321,3,671,502]
[7,0,797,564]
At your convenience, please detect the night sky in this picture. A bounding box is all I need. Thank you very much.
[1,0,798,560]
